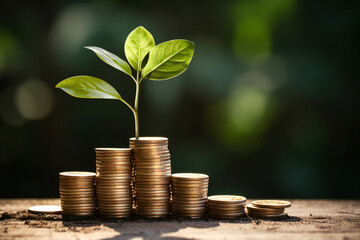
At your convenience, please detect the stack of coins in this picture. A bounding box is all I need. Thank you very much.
[59,171,96,216]
[95,148,133,218]
[207,195,246,219]
[130,137,171,218]
[246,200,292,218]
[171,173,209,219]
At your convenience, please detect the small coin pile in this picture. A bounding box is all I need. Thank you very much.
[207,195,246,219]
[95,148,133,218]
[59,171,96,216]
[130,137,171,218]
[171,173,209,218]
[247,200,292,218]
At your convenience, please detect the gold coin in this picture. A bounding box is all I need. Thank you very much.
[135,163,171,168]
[171,199,207,205]
[96,185,131,190]
[171,173,209,180]
[97,171,132,176]
[134,155,170,160]
[96,192,132,196]
[208,205,245,211]
[96,178,132,182]
[96,205,132,210]
[135,180,170,186]
[172,192,208,197]
[252,200,291,209]
[135,175,170,180]
[59,172,96,178]
[97,208,132,212]
[95,147,131,151]
[97,210,131,215]
[61,202,95,206]
[134,189,170,194]
[208,208,245,214]
[134,185,169,190]
[171,179,209,184]
[246,203,285,211]
[96,165,132,170]
[59,192,95,196]
[59,182,94,187]
[133,148,169,153]
[135,196,170,201]
[134,152,171,157]
[171,196,207,201]
[60,195,94,200]
[97,198,132,203]
[98,213,131,217]
[135,167,171,173]
[132,145,168,149]
[130,142,168,146]
[171,182,208,187]
[96,193,132,198]
[96,162,132,166]
[130,136,168,141]
[172,186,208,191]
[208,195,246,204]
[59,183,95,187]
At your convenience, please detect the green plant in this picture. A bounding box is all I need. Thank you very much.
[56,26,194,138]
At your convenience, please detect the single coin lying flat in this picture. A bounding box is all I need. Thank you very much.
[208,195,246,203]
[28,205,62,214]
[252,200,292,208]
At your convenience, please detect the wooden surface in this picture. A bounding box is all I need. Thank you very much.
[0,199,359,240]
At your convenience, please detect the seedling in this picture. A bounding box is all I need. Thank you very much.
[56,26,194,138]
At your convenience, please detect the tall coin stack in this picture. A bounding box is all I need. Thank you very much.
[59,171,96,216]
[246,200,291,218]
[130,137,171,218]
[95,148,133,218]
[171,173,209,218]
[207,195,246,219]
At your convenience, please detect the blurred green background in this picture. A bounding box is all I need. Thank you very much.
[0,0,359,199]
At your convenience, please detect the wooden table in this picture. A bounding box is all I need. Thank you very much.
[0,199,359,239]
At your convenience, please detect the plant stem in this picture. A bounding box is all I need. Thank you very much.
[134,71,140,138]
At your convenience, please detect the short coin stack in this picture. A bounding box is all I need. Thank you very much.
[130,137,171,218]
[171,173,209,218]
[246,200,291,218]
[59,171,96,216]
[95,148,133,218]
[207,195,246,219]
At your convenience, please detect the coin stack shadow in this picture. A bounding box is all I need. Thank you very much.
[95,148,133,218]
[171,173,209,219]
[130,137,171,218]
[59,171,96,216]
[207,195,246,219]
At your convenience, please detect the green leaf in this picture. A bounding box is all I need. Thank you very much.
[125,26,155,71]
[85,46,132,76]
[141,40,194,80]
[56,76,122,100]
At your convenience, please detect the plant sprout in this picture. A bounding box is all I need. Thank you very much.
[56,26,194,138]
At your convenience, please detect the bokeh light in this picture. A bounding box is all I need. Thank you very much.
[15,79,54,120]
